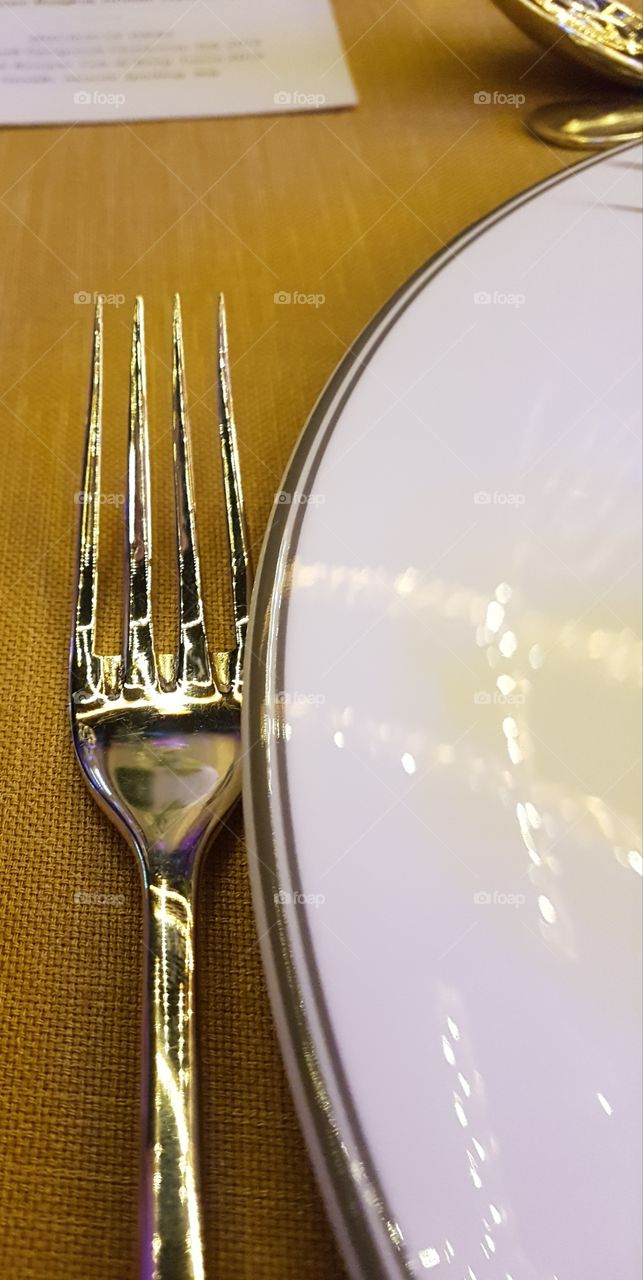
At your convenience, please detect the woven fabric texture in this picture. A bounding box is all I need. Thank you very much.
[0,1,589,1275]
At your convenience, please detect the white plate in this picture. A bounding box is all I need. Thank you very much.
[243,146,643,1280]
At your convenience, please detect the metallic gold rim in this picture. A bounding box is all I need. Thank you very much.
[527,99,643,148]
[241,142,640,1280]
[491,0,643,86]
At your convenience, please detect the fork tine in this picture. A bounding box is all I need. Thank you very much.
[71,300,103,698]
[124,296,157,691]
[172,294,213,693]
[216,293,251,691]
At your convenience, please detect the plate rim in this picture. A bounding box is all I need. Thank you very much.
[241,140,639,1280]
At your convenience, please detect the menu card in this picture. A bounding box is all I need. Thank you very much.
[0,0,357,125]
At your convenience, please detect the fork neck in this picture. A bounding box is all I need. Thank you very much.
[140,864,205,1280]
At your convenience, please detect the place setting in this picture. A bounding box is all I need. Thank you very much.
[0,1,641,1277]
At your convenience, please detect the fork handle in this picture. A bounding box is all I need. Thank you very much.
[140,873,205,1280]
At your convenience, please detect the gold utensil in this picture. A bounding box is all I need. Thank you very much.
[491,0,643,84]
[70,295,251,1279]
[527,97,643,145]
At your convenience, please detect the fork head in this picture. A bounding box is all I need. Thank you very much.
[70,295,251,877]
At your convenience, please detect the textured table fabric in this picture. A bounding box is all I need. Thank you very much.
[0,2,595,1276]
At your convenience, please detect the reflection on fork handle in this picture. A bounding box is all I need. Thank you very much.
[140,872,204,1280]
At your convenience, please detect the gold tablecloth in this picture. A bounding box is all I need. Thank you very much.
[0,2,594,1275]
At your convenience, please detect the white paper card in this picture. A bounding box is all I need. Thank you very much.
[0,0,357,125]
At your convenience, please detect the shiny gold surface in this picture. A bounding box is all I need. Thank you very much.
[70,295,251,1279]
[491,0,643,84]
[527,97,643,145]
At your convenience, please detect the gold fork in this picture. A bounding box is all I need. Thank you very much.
[69,294,251,1279]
